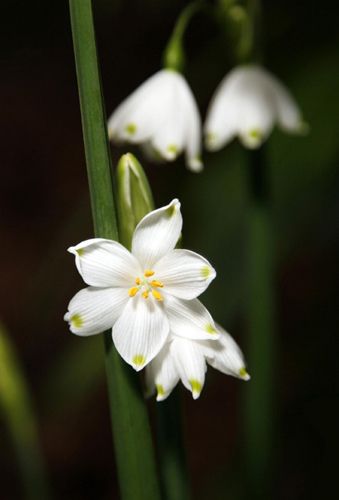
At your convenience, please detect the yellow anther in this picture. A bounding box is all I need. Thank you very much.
[150,280,164,288]
[152,289,163,301]
[135,277,141,285]
[144,269,155,277]
[128,287,139,297]
[142,290,149,299]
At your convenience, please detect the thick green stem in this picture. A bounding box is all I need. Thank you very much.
[243,149,276,498]
[68,2,161,499]
[0,322,50,500]
[157,390,190,500]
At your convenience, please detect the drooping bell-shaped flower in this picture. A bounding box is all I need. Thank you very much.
[146,324,250,401]
[205,65,306,151]
[108,70,203,172]
[65,200,219,371]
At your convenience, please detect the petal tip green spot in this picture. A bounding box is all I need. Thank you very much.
[189,379,202,396]
[205,323,217,334]
[166,202,178,218]
[156,384,165,397]
[167,144,178,155]
[125,123,137,135]
[76,248,84,256]
[201,266,211,279]
[248,128,262,141]
[132,354,146,367]
[239,367,250,380]
[70,314,83,329]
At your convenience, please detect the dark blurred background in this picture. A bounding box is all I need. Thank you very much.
[1,0,338,498]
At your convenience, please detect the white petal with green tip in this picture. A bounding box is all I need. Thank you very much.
[64,287,128,336]
[68,238,141,288]
[112,295,169,371]
[155,249,216,300]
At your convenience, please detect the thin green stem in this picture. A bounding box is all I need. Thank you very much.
[68,2,161,499]
[163,1,205,72]
[0,322,50,500]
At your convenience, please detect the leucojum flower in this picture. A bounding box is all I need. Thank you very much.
[108,70,203,172]
[64,199,249,398]
[205,64,306,151]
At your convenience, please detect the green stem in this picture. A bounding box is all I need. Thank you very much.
[0,322,51,500]
[68,2,161,499]
[163,1,205,72]
[243,149,276,499]
[157,390,190,500]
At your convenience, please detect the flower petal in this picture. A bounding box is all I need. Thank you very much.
[112,295,169,371]
[108,70,172,143]
[146,342,180,401]
[165,295,219,340]
[204,324,250,381]
[68,238,141,287]
[131,199,182,269]
[155,249,216,300]
[270,76,303,132]
[64,287,128,336]
[170,337,207,399]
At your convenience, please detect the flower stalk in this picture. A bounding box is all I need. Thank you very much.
[163,1,205,72]
[0,322,50,500]
[68,1,161,498]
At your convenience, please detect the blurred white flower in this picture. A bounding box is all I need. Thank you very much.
[108,69,203,172]
[146,324,250,401]
[65,199,218,371]
[205,65,306,151]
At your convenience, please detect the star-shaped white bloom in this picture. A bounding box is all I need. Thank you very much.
[146,324,250,401]
[64,200,218,370]
[205,64,305,151]
[108,69,203,172]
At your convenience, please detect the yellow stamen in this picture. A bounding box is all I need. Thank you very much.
[150,280,163,288]
[152,289,163,301]
[128,287,139,297]
[144,269,155,277]
[135,277,141,285]
[142,290,149,299]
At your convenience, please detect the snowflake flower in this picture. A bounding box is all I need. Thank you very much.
[146,324,250,401]
[108,70,203,172]
[64,200,218,370]
[205,64,305,151]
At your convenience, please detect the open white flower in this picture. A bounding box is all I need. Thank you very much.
[146,324,250,401]
[108,69,203,172]
[205,64,305,151]
[64,200,218,370]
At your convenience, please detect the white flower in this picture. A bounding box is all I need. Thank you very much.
[146,324,250,401]
[64,200,218,371]
[205,64,305,151]
[108,69,203,172]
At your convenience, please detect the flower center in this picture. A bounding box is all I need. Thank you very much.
[128,269,164,301]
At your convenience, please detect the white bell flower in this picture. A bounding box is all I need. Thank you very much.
[146,324,250,401]
[108,69,203,172]
[64,199,218,371]
[205,64,305,151]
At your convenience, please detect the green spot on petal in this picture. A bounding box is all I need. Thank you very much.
[156,384,165,397]
[248,128,262,140]
[70,314,83,329]
[239,367,249,379]
[125,123,137,135]
[132,354,146,367]
[201,266,211,279]
[189,379,202,394]
[205,323,217,334]
[167,144,178,155]
[76,248,84,256]
[166,203,177,218]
